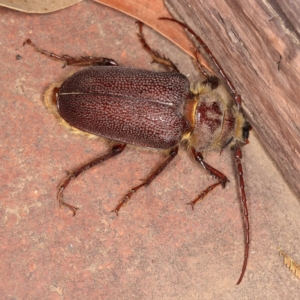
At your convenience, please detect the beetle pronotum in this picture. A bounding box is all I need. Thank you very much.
[24,18,250,284]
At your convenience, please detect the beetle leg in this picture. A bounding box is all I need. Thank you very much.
[23,39,118,67]
[191,147,228,186]
[192,48,210,79]
[188,147,229,209]
[187,147,228,208]
[187,182,222,209]
[136,21,180,72]
[192,49,220,90]
[59,56,118,67]
[111,146,179,215]
[57,143,126,216]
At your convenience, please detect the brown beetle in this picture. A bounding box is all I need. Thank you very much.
[24,19,250,284]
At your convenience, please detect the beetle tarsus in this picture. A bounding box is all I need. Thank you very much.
[57,186,79,216]
[136,21,179,72]
[111,187,141,215]
[56,144,127,215]
[187,181,222,209]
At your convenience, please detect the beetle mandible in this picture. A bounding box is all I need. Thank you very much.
[24,18,251,285]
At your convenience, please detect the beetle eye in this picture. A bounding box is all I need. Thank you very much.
[223,137,234,149]
[242,122,251,141]
[202,76,219,90]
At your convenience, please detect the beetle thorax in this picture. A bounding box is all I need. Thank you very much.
[184,82,247,152]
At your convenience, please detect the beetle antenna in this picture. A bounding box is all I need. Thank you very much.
[161,17,250,284]
[235,145,249,284]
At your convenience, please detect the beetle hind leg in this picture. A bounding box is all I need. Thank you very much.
[23,39,118,67]
[58,143,126,216]
[136,21,179,72]
[111,146,179,215]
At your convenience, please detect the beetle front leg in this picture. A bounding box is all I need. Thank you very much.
[191,147,228,186]
[58,143,126,216]
[188,147,228,208]
[111,146,179,215]
[136,21,180,72]
[23,39,118,67]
